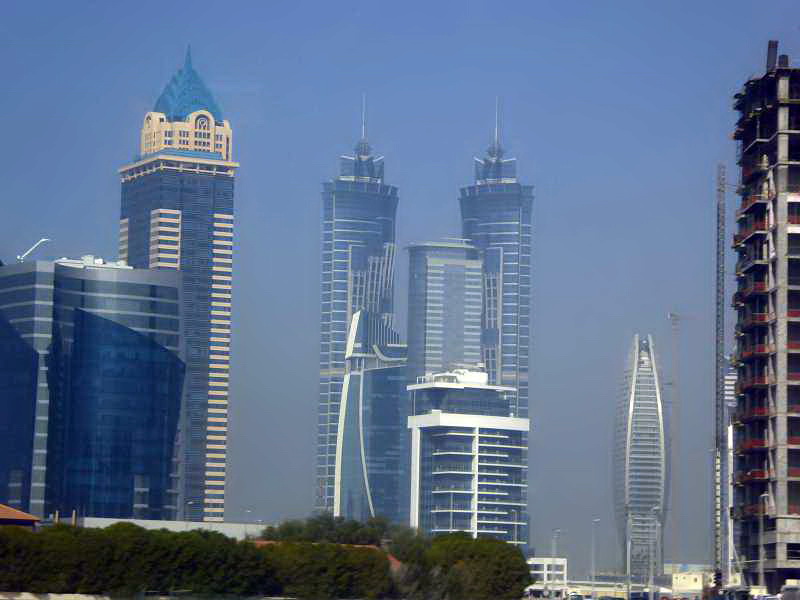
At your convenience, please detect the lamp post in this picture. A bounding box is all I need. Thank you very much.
[759,492,769,589]
[626,510,632,600]
[184,500,195,530]
[591,518,600,600]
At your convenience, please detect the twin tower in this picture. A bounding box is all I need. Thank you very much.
[316,112,533,546]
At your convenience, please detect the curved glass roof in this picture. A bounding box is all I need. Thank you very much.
[153,47,223,122]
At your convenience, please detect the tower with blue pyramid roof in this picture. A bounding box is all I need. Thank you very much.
[118,48,238,523]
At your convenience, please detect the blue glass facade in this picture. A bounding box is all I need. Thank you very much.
[334,310,408,524]
[0,259,184,518]
[336,366,409,523]
[460,142,533,418]
[318,136,399,512]
[0,311,39,511]
[406,241,483,384]
[60,310,183,519]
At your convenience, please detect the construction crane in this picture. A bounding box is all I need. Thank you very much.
[713,164,727,584]
[16,238,50,262]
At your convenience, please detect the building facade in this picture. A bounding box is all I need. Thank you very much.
[406,240,483,384]
[613,334,667,582]
[0,257,183,519]
[731,40,800,591]
[119,49,237,521]
[459,130,533,419]
[408,369,528,547]
[334,310,408,524]
[318,127,400,512]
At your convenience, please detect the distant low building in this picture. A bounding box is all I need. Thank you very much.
[0,503,39,529]
[528,556,567,598]
[79,517,265,541]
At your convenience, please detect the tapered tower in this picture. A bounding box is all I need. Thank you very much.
[613,334,668,581]
[459,106,533,418]
[119,48,238,522]
[317,108,400,512]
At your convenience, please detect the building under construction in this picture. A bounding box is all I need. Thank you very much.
[732,40,800,591]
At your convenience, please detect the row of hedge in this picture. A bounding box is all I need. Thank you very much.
[0,516,530,600]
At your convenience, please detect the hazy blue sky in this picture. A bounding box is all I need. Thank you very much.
[2,0,799,575]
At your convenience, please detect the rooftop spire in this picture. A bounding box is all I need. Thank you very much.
[153,46,223,122]
[354,93,371,156]
[488,97,504,159]
[361,93,367,141]
[494,96,500,149]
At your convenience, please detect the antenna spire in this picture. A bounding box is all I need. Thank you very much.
[488,97,504,158]
[361,93,367,141]
[494,96,501,149]
[184,45,193,70]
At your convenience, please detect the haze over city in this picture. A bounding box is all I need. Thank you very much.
[2,0,800,581]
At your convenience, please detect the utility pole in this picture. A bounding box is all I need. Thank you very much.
[667,312,683,567]
[713,164,727,584]
[591,518,600,600]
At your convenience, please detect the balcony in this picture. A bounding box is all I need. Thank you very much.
[789,310,800,319]
[788,467,800,478]
[740,313,770,329]
[733,282,768,305]
[789,404,800,414]
[739,504,768,518]
[736,406,771,421]
[736,255,768,273]
[790,215,800,225]
[737,376,771,393]
[738,438,768,453]
[788,436,800,446]
[738,344,774,361]
[737,195,767,218]
[736,469,769,484]
[734,221,768,246]
[789,373,800,383]
[789,342,800,352]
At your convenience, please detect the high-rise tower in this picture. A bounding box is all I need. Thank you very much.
[613,334,668,582]
[459,109,533,418]
[731,40,800,592]
[119,48,237,522]
[317,111,399,512]
[406,240,483,383]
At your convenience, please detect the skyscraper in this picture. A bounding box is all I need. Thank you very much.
[318,115,399,512]
[334,310,408,524]
[406,240,483,383]
[459,114,533,418]
[0,256,184,519]
[408,369,529,546]
[119,48,237,522]
[613,334,667,581]
[731,39,800,592]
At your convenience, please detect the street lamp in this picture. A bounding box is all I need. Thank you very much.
[591,519,600,600]
[184,500,195,531]
[759,492,769,589]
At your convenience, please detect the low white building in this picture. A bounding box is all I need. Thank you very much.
[77,517,267,541]
[526,557,568,598]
